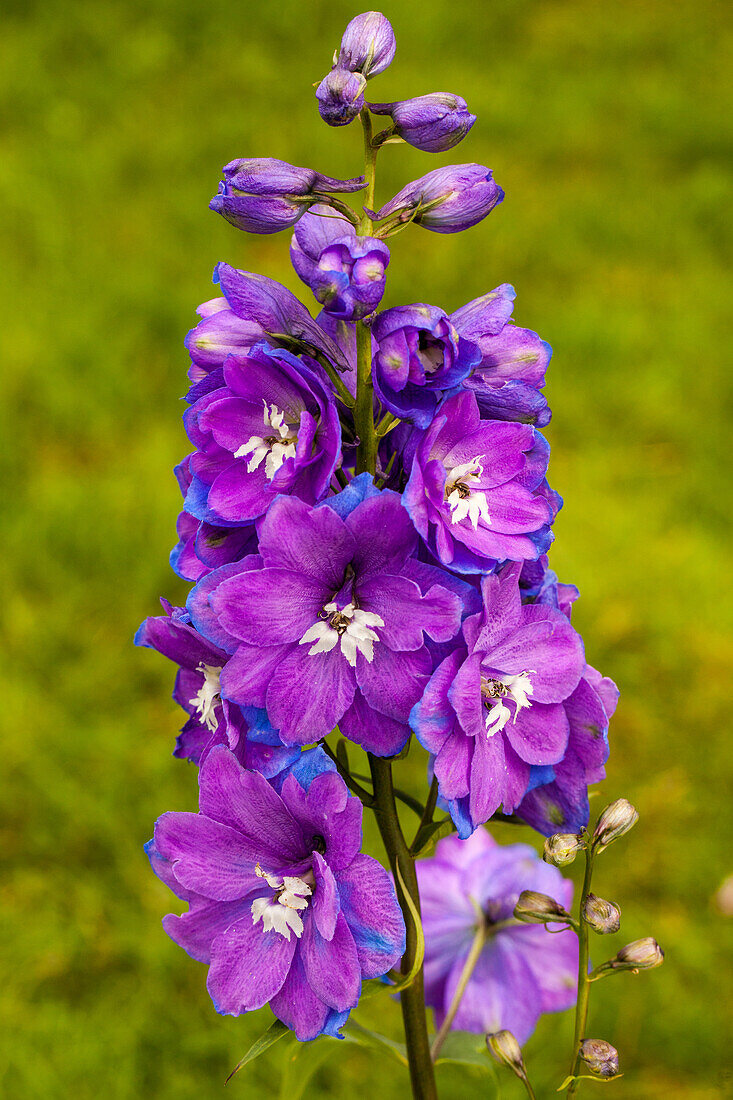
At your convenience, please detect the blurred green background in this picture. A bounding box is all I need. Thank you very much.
[2,0,731,1096]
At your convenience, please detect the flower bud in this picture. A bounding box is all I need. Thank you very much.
[316,68,367,127]
[513,890,573,925]
[373,164,504,234]
[369,93,477,152]
[486,1030,525,1075]
[337,11,396,77]
[583,893,621,934]
[592,798,639,852]
[614,937,664,972]
[210,158,365,234]
[543,833,584,866]
[579,1039,619,1078]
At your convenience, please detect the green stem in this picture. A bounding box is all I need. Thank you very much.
[370,756,438,1100]
[430,920,487,1061]
[354,109,379,476]
[567,846,594,1097]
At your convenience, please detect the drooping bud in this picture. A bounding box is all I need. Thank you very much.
[613,937,664,972]
[210,158,364,234]
[583,893,621,934]
[579,1039,620,1078]
[372,164,504,234]
[316,68,367,127]
[543,832,584,866]
[369,93,477,152]
[592,798,639,852]
[337,11,396,77]
[486,1030,525,1075]
[513,890,573,925]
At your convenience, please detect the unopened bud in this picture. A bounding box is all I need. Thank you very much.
[543,832,584,866]
[579,1039,619,1078]
[487,1030,524,1074]
[593,798,639,852]
[514,890,573,925]
[614,937,664,972]
[583,893,621,934]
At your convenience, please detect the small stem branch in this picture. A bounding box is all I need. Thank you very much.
[310,350,355,408]
[411,776,439,852]
[430,920,487,1062]
[567,845,595,1097]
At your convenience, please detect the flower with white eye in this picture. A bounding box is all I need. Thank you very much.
[235,400,298,480]
[299,601,385,666]
[188,663,223,732]
[444,457,492,529]
[251,865,314,940]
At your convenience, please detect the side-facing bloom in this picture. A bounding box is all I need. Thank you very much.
[134,599,299,776]
[189,480,463,755]
[208,262,352,372]
[210,158,365,234]
[291,206,390,321]
[451,285,552,427]
[182,343,341,525]
[170,457,257,582]
[336,11,396,77]
[403,391,557,573]
[373,164,503,234]
[369,94,476,153]
[371,305,480,427]
[147,747,405,1040]
[418,829,578,1043]
[411,563,586,836]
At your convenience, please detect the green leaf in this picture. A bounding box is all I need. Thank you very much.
[557,1073,624,1090]
[434,1030,497,1076]
[279,1037,339,1100]
[225,1018,290,1084]
[342,1019,409,1067]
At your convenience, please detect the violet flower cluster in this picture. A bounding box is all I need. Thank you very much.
[137,10,619,1063]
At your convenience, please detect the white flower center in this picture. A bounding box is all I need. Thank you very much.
[188,663,223,732]
[481,671,535,737]
[298,601,385,667]
[445,457,491,529]
[251,865,314,940]
[234,400,297,480]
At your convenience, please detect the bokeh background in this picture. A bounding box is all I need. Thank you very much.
[2,0,732,1096]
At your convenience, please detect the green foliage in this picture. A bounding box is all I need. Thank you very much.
[1,0,731,1098]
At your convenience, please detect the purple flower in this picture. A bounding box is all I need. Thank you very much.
[403,391,557,573]
[210,158,365,234]
[182,343,341,525]
[451,286,552,427]
[372,305,480,427]
[291,205,390,321]
[316,69,367,127]
[147,747,405,1039]
[337,12,396,77]
[369,94,476,153]
[170,457,257,582]
[418,830,578,1043]
[135,599,300,775]
[210,262,352,373]
[513,566,618,834]
[411,562,586,835]
[373,165,504,234]
[184,297,266,382]
[190,483,464,755]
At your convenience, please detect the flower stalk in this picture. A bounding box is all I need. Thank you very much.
[567,840,594,1097]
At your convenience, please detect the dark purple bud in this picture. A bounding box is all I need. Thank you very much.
[583,893,621,934]
[593,798,639,852]
[374,164,504,234]
[370,93,476,152]
[579,1039,620,1078]
[316,68,367,127]
[337,11,396,77]
[210,157,364,234]
[543,833,585,867]
[513,890,573,925]
[185,298,264,379]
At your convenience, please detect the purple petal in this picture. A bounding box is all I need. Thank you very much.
[207,916,296,1014]
[299,911,361,1011]
[211,568,328,644]
[162,896,252,964]
[266,645,357,742]
[258,496,356,588]
[311,851,340,940]
[505,702,570,766]
[336,854,405,977]
[153,812,261,901]
[339,689,412,757]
